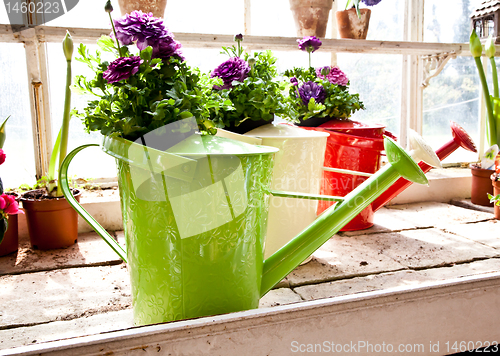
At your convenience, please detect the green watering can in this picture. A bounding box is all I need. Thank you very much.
[60,120,429,326]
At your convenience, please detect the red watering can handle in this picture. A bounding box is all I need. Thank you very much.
[59,144,128,262]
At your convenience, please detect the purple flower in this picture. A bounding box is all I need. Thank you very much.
[211,57,250,90]
[113,10,170,50]
[290,77,298,86]
[234,33,243,41]
[316,66,349,86]
[361,0,382,5]
[153,36,184,61]
[103,56,142,83]
[298,81,326,105]
[297,36,322,53]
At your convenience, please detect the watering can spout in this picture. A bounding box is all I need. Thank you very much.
[260,136,428,296]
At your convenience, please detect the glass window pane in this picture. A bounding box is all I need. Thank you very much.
[165,0,244,35]
[422,56,480,164]
[337,53,402,137]
[47,43,117,179]
[424,0,481,43]
[0,43,36,189]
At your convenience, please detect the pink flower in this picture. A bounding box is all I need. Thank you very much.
[316,66,349,86]
[0,194,23,216]
[0,149,5,165]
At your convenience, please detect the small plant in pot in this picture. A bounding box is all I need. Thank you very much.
[469,31,500,206]
[75,2,223,150]
[207,34,289,135]
[0,120,24,256]
[283,36,364,127]
[336,0,382,39]
[488,154,500,219]
[20,32,83,250]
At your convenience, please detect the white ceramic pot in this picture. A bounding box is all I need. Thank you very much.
[245,124,329,259]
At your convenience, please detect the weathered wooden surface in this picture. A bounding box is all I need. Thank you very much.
[1,202,499,352]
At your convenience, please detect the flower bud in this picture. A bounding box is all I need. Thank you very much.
[470,29,483,58]
[320,67,331,76]
[105,0,113,13]
[486,34,496,58]
[290,77,298,86]
[247,57,256,68]
[62,31,73,61]
[234,33,243,42]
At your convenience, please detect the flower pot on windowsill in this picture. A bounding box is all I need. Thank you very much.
[289,0,334,38]
[0,192,20,257]
[336,8,371,39]
[118,0,168,17]
[21,189,81,250]
[469,164,494,207]
[491,173,500,219]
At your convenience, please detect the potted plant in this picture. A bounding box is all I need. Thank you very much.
[470,31,500,206]
[283,36,364,127]
[0,121,24,257]
[117,0,167,18]
[20,31,84,250]
[336,0,382,39]
[207,34,288,134]
[289,0,334,38]
[74,3,223,147]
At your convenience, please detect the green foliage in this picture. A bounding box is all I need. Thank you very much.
[208,50,289,129]
[74,37,224,141]
[488,193,500,206]
[283,67,364,123]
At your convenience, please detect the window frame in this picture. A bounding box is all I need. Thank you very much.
[0,0,487,180]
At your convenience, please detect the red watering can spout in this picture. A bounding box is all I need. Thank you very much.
[371,121,476,212]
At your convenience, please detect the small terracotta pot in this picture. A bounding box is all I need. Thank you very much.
[0,214,18,257]
[118,0,167,17]
[336,8,371,39]
[0,192,21,257]
[289,0,333,38]
[470,164,494,206]
[492,176,500,219]
[21,190,81,250]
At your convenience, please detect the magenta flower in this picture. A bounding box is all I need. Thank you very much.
[153,36,184,61]
[290,77,299,86]
[0,194,22,216]
[211,57,250,90]
[0,149,5,165]
[297,36,322,53]
[298,81,326,105]
[113,10,170,50]
[103,56,142,83]
[316,66,349,86]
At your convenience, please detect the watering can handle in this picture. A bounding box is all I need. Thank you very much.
[59,144,128,263]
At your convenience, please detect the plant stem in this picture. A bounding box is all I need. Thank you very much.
[308,52,311,68]
[475,56,497,147]
[57,59,72,196]
[109,12,122,57]
[491,57,499,98]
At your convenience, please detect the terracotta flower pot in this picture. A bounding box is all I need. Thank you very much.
[470,164,494,207]
[336,8,371,39]
[0,192,21,257]
[492,175,500,219]
[0,214,18,257]
[21,190,82,250]
[118,0,167,17]
[289,0,333,38]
